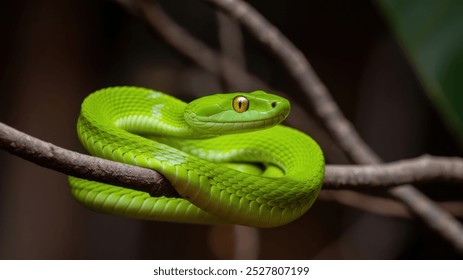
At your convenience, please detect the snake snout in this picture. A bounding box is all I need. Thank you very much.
[271,99,290,120]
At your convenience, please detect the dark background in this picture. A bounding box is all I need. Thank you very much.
[0,0,461,259]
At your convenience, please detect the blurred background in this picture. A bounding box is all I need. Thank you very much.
[0,0,462,259]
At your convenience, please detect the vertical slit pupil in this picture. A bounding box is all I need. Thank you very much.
[233,96,248,112]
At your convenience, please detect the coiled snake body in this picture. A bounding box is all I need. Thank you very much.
[68,87,324,227]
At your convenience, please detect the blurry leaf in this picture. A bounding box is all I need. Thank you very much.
[377,0,463,144]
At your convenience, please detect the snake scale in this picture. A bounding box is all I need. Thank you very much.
[68,87,324,227]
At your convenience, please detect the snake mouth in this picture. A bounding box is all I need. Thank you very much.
[214,114,286,124]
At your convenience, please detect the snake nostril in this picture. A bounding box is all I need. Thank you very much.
[271,101,277,108]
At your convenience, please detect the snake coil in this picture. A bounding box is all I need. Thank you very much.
[68,87,324,227]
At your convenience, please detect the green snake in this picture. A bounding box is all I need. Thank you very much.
[68,87,324,228]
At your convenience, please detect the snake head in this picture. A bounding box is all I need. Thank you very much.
[184,90,290,135]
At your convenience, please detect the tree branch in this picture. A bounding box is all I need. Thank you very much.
[2,121,463,193]
[324,155,463,189]
[0,122,177,198]
[202,0,463,253]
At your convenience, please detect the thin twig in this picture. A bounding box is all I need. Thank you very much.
[126,0,258,91]
[324,155,463,189]
[216,10,246,91]
[203,0,463,252]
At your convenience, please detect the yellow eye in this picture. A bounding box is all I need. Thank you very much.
[232,96,249,113]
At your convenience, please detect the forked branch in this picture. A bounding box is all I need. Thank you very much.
[201,0,463,253]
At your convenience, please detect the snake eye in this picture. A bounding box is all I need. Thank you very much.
[232,96,249,113]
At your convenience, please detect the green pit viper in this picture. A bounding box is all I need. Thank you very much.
[68,87,324,228]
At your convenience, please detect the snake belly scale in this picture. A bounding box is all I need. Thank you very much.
[68,87,324,228]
